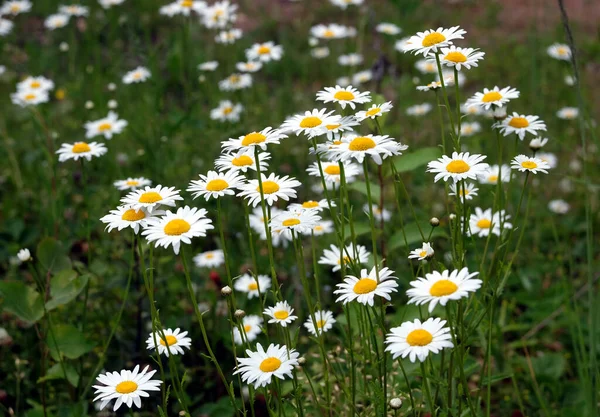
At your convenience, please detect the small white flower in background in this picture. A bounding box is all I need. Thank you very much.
[416,81,442,92]
[319,243,370,272]
[547,43,571,61]
[193,249,224,268]
[288,199,333,213]
[436,69,466,87]
[0,18,14,36]
[536,152,558,169]
[306,160,361,188]
[0,328,12,345]
[548,199,570,214]
[564,75,575,86]
[11,89,49,107]
[556,107,579,120]
[449,182,478,201]
[44,14,70,30]
[355,101,393,121]
[329,0,363,9]
[236,61,262,73]
[351,70,372,84]
[146,328,192,356]
[245,41,283,62]
[234,343,299,388]
[264,301,298,327]
[478,164,511,185]
[312,219,334,236]
[17,248,32,262]
[215,28,242,44]
[376,22,401,36]
[460,102,484,116]
[310,23,353,40]
[234,274,271,299]
[107,82,117,91]
[406,103,433,116]
[529,137,549,151]
[211,100,244,122]
[460,122,482,137]
[99,0,126,8]
[467,207,512,237]
[408,242,434,261]
[385,318,453,362]
[394,36,412,53]
[465,86,520,110]
[403,26,467,56]
[114,177,151,191]
[198,61,219,71]
[1,0,32,16]
[200,0,237,29]
[233,315,263,345]
[84,111,128,139]
[122,67,151,84]
[311,47,330,59]
[414,59,437,74]
[56,142,107,162]
[85,101,94,109]
[338,53,363,66]
[304,310,336,336]
[316,85,371,110]
[218,73,252,91]
[363,203,391,222]
[92,365,162,411]
[511,155,551,174]
[59,4,89,16]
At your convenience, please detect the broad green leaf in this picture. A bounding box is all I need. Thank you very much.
[347,181,381,201]
[0,281,44,323]
[38,362,80,387]
[45,270,89,312]
[386,146,442,175]
[47,324,95,361]
[387,223,447,250]
[37,238,72,274]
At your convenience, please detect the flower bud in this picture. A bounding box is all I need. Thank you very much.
[429,217,440,227]
[234,309,245,319]
[389,398,403,409]
[221,286,232,296]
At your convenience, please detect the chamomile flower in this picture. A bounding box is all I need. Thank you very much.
[427,152,489,183]
[17,76,55,93]
[122,67,151,84]
[511,155,551,174]
[338,53,363,66]
[415,59,438,74]
[466,86,520,110]
[529,137,549,151]
[238,173,301,207]
[215,28,242,44]
[416,81,442,92]
[193,249,224,268]
[448,182,478,201]
[403,26,466,56]
[11,89,49,107]
[547,43,571,61]
[121,185,183,213]
[437,46,485,71]
[310,23,350,40]
[114,177,152,191]
[146,328,192,356]
[59,4,89,16]
[84,111,128,139]
[461,102,484,116]
[478,164,511,185]
[233,315,263,345]
[335,266,398,306]
[246,41,283,62]
[281,108,341,138]
[264,301,298,327]
[56,141,107,162]
[100,206,158,234]
[536,152,558,169]
[1,0,32,15]
[336,76,351,87]
[288,199,332,213]
[364,204,391,222]
[467,207,512,237]
[210,100,243,122]
[201,0,237,29]
[408,242,434,261]
[142,206,214,255]
[330,134,408,165]
[270,209,321,239]
[306,160,361,188]
[249,206,283,235]
[304,310,336,336]
[407,268,482,312]
[0,18,14,36]
[323,116,360,140]
[236,61,262,72]
[406,103,433,116]
[234,274,271,299]
[311,47,330,59]
[222,127,286,155]
[319,243,370,272]
[187,170,245,201]
[376,22,401,35]
[234,343,299,388]
[312,220,334,236]
[385,318,453,362]
[93,365,162,411]
[460,122,482,137]
[556,107,579,120]
[496,113,546,140]
[218,73,252,91]
[198,61,219,71]
[44,14,70,30]
[355,101,393,121]
[548,199,570,214]
[215,150,270,173]
[352,70,372,84]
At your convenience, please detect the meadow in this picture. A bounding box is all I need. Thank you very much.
[0,0,599,416]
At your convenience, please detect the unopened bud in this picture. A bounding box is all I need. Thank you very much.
[389,398,403,409]
[221,286,232,296]
[449,213,457,221]
[297,357,306,365]
[429,217,440,227]
[234,309,245,319]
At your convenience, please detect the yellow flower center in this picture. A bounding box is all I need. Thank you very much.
[159,335,178,346]
[139,192,162,203]
[55,89,65,100]
[421,32,446,47]
[316,319,326,328]
[406,329,433,346]
[121,209,146,221]
[302,201,319,208]
[282,218,301,227]
[115,381,138,394]
[126,180,139,186]
[229,75,240,83]
[336,256,351,265]
[482,91,502,103]
[314,225,324,231]
[429,279,458,296]
[557,47,567,55]
[30,81,41,88]
[348,137,376,151]
[444,51,467,63]
[232,155,253,166]
[323,30,334,38]
[476,219,491,229]
[206,179,229,192]
[259,357,282,372]
[248,282,258,291]
[181,0,193,7]
[508,117,529,128]
[324,165,340,175]
[205,253,214,259]
[241,132,266,146]
[72,142,91,153]
[10,4,20,12]
[488,175,498,183]
[163,219,191,236]
[419,250,427,258]
[274,310,289,320]
[299,116,322,128]
[258,45,271,55]
[521,161,538,169]
[24,93,36,101]
[326,124,341,130]
[353,278,377,294]
[366,107,381,117]
[223,106,233,114]
[244,324,252,332]
[446,160,470,173]
[98,123,112,132]
[258,180,280,194]
[334,91,355,101]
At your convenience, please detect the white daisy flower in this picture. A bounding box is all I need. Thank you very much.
[238,173,301,207]
[336,76,351,87]
[142,206,214,255]
[461,102,485,116]
[193,249,224,268]
[448,182,478,201]
[547,43,571,61]
[364,204,391,222]
[323,116,360,140]
[187,170,245,201]
[121,185,183,213]
[234,274,271,299]
[548,199,570,214]
[318,243,370,272]
[408,242,434,261]
[1,0,31,15]
[496,113,546,140]
[84,111,128,140]
[218,73,252,91]
[304,310,336,336]
[306,160,361,187]
[376,22,401,35]
[215,150,270,173]
[407,267,482,312]
[556,107,579,120]
[200,0,237,29]
[114,177,152,191]
[564,75,575,86]
[44,14,70,30]
[311,47,330,59]
[210,100,243,122]
[465,86,520,110]
[100,206,159,234]
[467,207,512,237]
[234,343,299,388]
[478,164,511,185]
[17,248,32,262]
[414,59,438,74]
[59,4,89,16]
[334,266,398,306]
[288,199,332,213]
[249,206,283,235]
[233,315,263,345]
[281,108,341,138]
[11,89,49,107]
[351,70,372,84]
[436,46,485,71]
[317,85,371,110]
[427,152,489,183]
[270,209,321,239]
[215,28,242,44]
[122,67,151,84]
[235,61,262,73]
[0,18,14,36]
[403,26,467,56]
[98,0,126,8]
[146,328,192,356]
[338,53,363,66]
[245,41,283,62]
[310,23,351,40]
[511,155,551,174]
[329,134,407,165]
[263,301,298,327]
[460,122,482,137]
[93,365,162,411]
[312,220,334,236]
[221,127,286,155]
[198,61,219,71]
[536,152,558,169]
[355,101,393,121]
[406,103,433,116]
[416,81,442,92]
[385,318,453,362]
[529,137,549,151]
[56,141,107,162]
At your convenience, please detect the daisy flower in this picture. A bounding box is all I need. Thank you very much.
[511,155,551,174]
[100,206,159,234]
[427,152,489,183]
[142,206,214,255]
[556,107,579,120]
[234,343,299,388]
[466,86,520,110]
[11,89,49,107]
[478,164,511,185]
[317,85,371,110]
[334,266,398,306]
[376,22,401,36]
[415,59,438,74]
[201,0,237,29]
[56,141,107,162]
[233,315,263,345]
[311,47,330,59]
[407,267,482,312]
[234,274,271,299]
[0,18,14,36]
[288,199,332,213]
[408,242,434,261]
[461,102,485,116]
[122,67,151,84]
[312,220,334,236]
[330,134,408,165]
[18,76,55,92]
[406,103,433,116]
[17,248,32,262]
[306,160,361,187]
[467,207,512,237]
[352,70,372,84]
[222,127,286,155]
[448,182,478,201]
[536,152,557,169]
[249,206,283,235]
[246,41,283,62]
[385,318,453,362]
[355,101,393,121]
[99,0,126,8]
[238,173,300,207]
[548,199,570,214]
[59,4,89,16]
[547,43,571,61]
[310,23,350,40]
[319,243,370,272]
[529,137,549,151]
[198,61,218,71]
[460,122,482,137]
[338,53,363,66]
[187,170,245,201]
[93,365,162,411]
[121,185,183,213]
[336,76,351,87]
[416,81,442,92]
[436,46,485,71]
[215,150,270,173]
[270,209,321,239]
[281,108,341,138]
[215,28,243,44]
[0,0,31,15]
[193,249,224,268]
[218,73,252,91]
[210,100,243,122]
[263,301,298,327]
[84,111,128,139]
[364,203,391,222]
[496,113,546,140]
[403,26,467,56]
[146,328,192,356]
[44,14,70,30]
[304,310,336,336]
[114,177,152,191]
[236,61,262,73]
